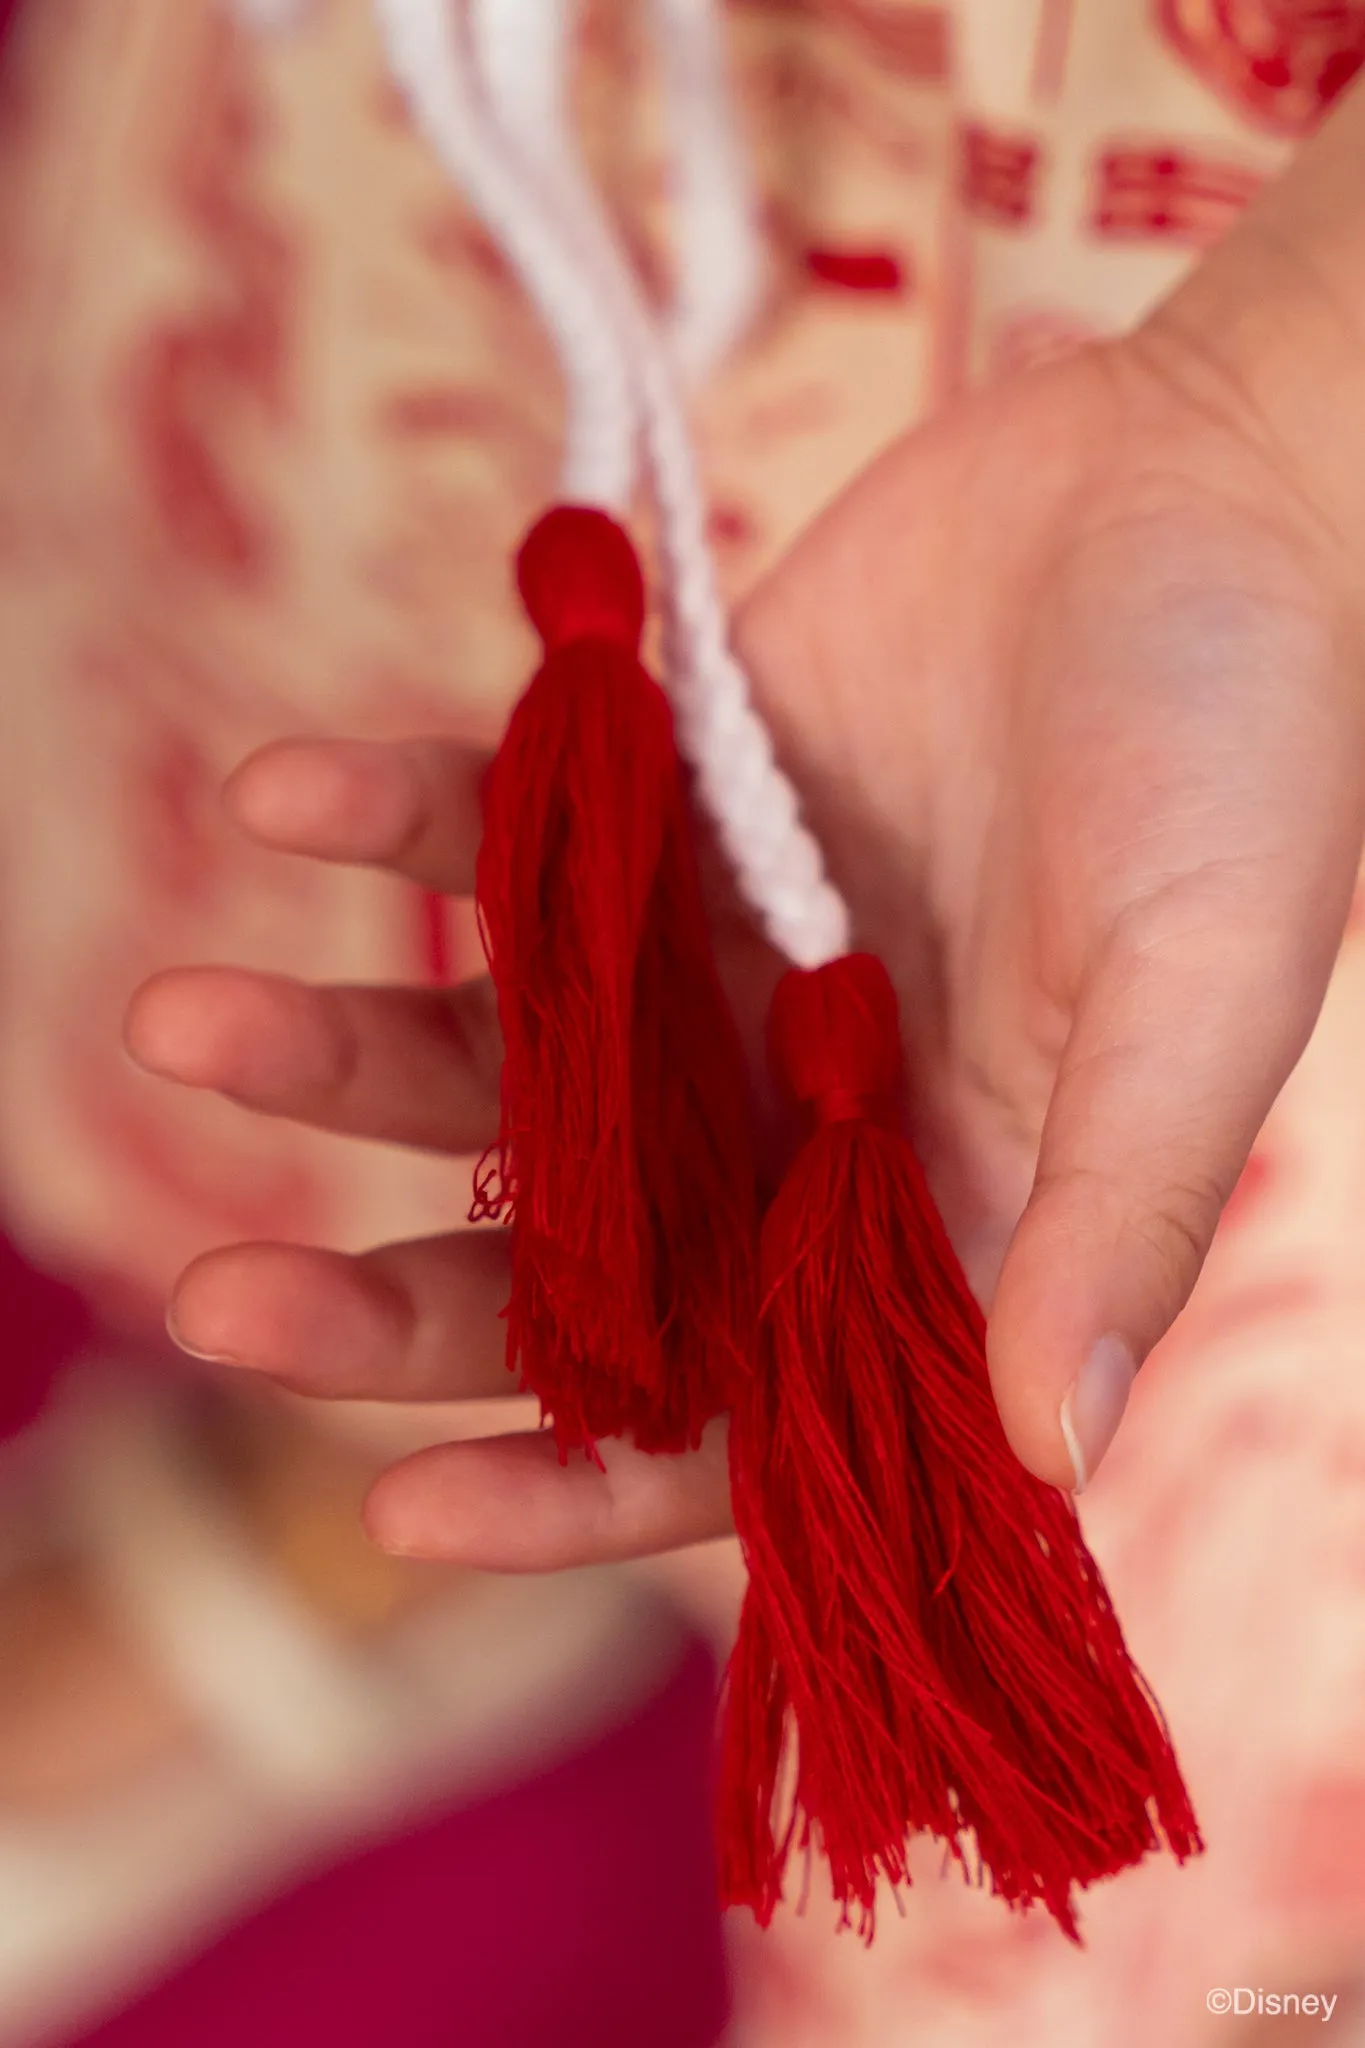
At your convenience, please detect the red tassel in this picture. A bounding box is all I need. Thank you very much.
[472,505,755,1456]
[718,953,1201,1940]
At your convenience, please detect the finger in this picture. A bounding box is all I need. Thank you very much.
[124,966,501,1153]
[167,1233,514,1401]
[988,865,1351,1492]
[224,736,489,896]
[364,1418,734,1571]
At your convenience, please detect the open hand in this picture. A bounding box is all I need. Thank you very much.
[124,320,1365,1566]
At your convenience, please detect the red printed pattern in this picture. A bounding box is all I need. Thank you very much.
[1090,142,1262,245]
[126,21,295,581]
[815,0,952,82]
[1157,0,1365,137]
[803,246,910,293]
[959,122,1046,227]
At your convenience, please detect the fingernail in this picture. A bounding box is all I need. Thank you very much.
[165,1301,242,1367]
[1060,1335,1136,1493]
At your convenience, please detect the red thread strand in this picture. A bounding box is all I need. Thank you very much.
[719,954,1201,1939]
[473,506,755,1456]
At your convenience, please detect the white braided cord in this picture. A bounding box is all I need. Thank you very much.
[372,0,637,512]
[469,0,849,967]
[244,0,850,966]
[646,0,765,384]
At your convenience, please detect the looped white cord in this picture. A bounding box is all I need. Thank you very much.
[469,0,850,968]
[468,0,760,384]
[371,0,637,511]
[646,0,764,384]
[242,0,843,962]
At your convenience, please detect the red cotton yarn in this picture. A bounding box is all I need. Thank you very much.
[718,952,1202,1940]
[472,505,755,1457]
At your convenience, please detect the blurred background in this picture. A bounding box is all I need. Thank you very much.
[1,1,1365,2042]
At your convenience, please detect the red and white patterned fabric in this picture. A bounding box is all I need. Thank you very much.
[2,3,1365,2042]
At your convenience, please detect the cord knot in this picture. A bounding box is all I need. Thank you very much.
[517,505,646,654]
[809,1084,895,1128]
[768,955,903,1128]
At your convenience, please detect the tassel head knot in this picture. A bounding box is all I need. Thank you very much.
[517,505,646,654]
[768,954,902,1127]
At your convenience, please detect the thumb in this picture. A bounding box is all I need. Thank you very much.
[986,876,1344,1491]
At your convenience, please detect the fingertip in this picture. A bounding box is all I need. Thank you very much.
[167,1242,273,1368]
[361,1427,732,1573]
[362,1438,532,1565]
[987,1204,1109,1493]
[361,1472,427,1559]
[122,971,176,1075]
[990,1182,1154,1491]
[225,738,422,861]
[221,738,314,840]
[125,966,348,1103]
[169,1239,413,1388]
[124,968,232,1087]
[362,1442,456,1561]
[988,1354,1085,1492]
[1059,1335,1137,1492]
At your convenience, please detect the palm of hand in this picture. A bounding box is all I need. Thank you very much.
[736,334,1363,1477]
[125,332,1365,1563]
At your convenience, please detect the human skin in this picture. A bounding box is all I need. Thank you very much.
[125,78,1365,1570]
